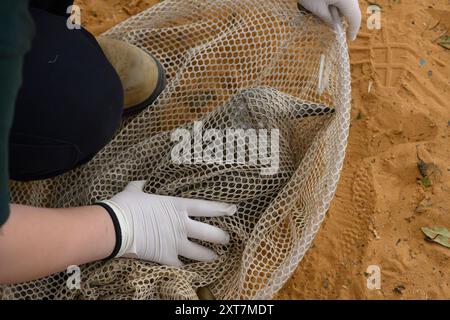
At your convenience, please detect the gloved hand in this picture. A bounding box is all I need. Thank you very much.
[99,181,236,267]
[297,0,362,41]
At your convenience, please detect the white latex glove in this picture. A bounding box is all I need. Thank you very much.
[99,181,236,267]
[298,0,362,40]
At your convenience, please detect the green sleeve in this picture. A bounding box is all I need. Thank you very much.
[0,0,34,226]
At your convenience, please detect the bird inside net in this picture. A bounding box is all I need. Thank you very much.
[1,0,351,300]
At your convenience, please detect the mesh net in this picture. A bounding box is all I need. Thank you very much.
[1,0,351,300]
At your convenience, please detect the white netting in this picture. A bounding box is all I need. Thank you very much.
[1,0,350,299]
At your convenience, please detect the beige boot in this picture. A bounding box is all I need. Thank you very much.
[97,36,166,115]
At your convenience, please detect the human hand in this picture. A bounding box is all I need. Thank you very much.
[99,181,236,267]
[298,0,362,40]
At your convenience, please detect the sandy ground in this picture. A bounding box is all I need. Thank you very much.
[76,0,450,299]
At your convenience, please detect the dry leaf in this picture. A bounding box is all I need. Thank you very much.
[421,226,450,248]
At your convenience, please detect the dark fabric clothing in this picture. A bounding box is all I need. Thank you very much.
[9,7,124,181]
[0,1,35,226]
[30,0,74,16]
[0,0,124,226]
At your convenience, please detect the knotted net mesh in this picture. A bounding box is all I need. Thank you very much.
[1,0,351,299]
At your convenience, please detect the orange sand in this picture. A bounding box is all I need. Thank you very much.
[76,0,450,299]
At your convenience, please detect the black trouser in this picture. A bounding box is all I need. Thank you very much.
[9,0,124,181]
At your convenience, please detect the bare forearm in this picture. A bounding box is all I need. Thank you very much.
[0,204,115,284]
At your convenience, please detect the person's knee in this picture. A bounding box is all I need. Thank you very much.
[9,72,123,181]
[9,85,123,182]
[8,8,124,181]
